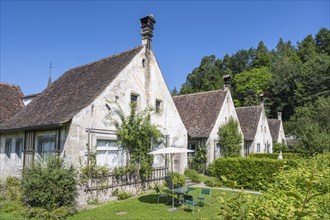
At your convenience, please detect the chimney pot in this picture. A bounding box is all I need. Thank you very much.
[223,75,231,91]
[277,112,282,121]
[140,14,156,49]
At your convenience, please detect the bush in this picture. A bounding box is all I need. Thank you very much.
[249,153,330,219]
[22,157,78,211]
[117,191,132,200]
[190,145,207,173]
[4,176,22,201]
[166,172,185,187]
[208,157,298,191]
[249,152,304,160]
[184,169,201,183]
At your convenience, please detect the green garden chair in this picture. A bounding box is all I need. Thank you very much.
[155,186,169,204]
[197,188,211,206]
[183,194,198,212]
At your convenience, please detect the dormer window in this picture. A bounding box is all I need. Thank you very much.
[155,99,162,113]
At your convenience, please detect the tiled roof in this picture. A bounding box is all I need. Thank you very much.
[0,46,143,131]
[173,90,227,138]
[268,119,280,142]
[236,106,262,141]
[0,82,24,123]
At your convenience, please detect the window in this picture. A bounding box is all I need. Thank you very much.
[152,141,165,166]
[155,100,162,113]
[264,126,266,133]
[131,94,139,104]
[5,139,12,158]
[37,136,56,161]
[261,125,263,132]
[257,143,260,153]
[15,138,23,159]
[188,142,197,158]
[215,143,222,158]
[96,140,121,167]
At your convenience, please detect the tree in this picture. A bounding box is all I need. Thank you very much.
[112,104,162,181]
[286,97,330,154]
[252,41,271,68]
[218,117,243,157]
[233,67,272,106]
[180,55,224,94]
[315,28,330,55]
[171,87,178,96]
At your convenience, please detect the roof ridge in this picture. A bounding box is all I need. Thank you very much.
[0,82,21,88]
[173,89,225,98]
[68,45,144,72]
[236,105,261,109]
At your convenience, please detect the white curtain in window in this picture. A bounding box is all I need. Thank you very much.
[96,140,120,167]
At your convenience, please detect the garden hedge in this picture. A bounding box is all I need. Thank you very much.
[207,157,298,191]
[248,153,304,160]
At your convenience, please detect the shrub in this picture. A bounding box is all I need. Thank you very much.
[117,191,132,200]
[249,152,304,160]
[190,145,207,173]
[4,176,22,201]
[184,169,201,183]
[166,172,185,187]
[22,157,78,211]
[218,117,243,157]
[208,157,298,191]
[249,153,330,219]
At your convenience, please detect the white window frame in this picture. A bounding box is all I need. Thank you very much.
[96,139,121,167]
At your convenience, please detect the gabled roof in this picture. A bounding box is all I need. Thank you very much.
[0,46,143,132]
[173,90,227,138]
[0,82,24,123]
[268,119,281,142]
[236,106,262,141]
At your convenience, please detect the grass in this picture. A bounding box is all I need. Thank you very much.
[67,187,260,220]
[0,187,260,220]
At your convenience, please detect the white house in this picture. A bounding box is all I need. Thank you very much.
[268,112,287,145]
[0,15,187,181]
[236,104,273,155]
[173,77,243,165]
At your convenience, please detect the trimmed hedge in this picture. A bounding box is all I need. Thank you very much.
[248,153,304,160]
[207,157,299,191]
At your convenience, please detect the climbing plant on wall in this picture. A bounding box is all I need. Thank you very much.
[111,103,163,182]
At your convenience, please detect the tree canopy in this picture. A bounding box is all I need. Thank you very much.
[178,28,330,126]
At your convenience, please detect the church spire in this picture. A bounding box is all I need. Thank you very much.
[48,61,52,87]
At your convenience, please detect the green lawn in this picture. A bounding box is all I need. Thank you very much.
[68,187,258,220]
[0,187,260,220]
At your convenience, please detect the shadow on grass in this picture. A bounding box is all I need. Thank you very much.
[138,194,181,207]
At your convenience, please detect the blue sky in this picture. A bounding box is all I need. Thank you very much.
[1,1,329,95]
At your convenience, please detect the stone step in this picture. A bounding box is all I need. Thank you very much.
[185,179,194,186]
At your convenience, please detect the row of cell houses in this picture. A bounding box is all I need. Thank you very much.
[0,15,285,180]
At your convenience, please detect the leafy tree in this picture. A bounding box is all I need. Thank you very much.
[229,48,255,74]
[171,87,178,96]
[297,35,317,63]
[180,55,224,94]
[113,104,162,181]
[286,97,330,155]
[315,28,330,55]
[252,41,271,68]
[233,67,272,106]
[218,117,243,157]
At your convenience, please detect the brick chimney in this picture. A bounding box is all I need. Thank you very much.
[140,14,156,50]
[277,112,282,121]
[223,75,231,91]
